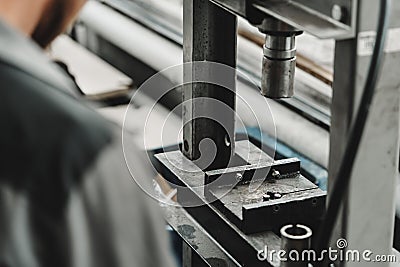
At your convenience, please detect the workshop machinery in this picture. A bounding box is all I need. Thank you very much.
[153,0,400,266]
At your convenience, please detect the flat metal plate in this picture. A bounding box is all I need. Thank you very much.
[210,176,325,234]
[253,2,353,39]
[211,0,355,39]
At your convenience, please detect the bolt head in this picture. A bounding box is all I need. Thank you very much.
[263,194,271,201]
[272,169,280,178]
[332,5,343,21]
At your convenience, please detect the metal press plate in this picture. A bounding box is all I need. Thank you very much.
[155,140,326,266]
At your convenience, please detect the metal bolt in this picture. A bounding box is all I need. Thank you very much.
[312,198,318,206]
[224,135,231,147]
[272,169,280,178]
[274,193,282,199]
[263,194,271,201]
[236,173,243,181]
[332,5,343,21]
[273,205,280,213]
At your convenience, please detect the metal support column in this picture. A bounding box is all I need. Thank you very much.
[329,1,400,265]
[183,0,237,171]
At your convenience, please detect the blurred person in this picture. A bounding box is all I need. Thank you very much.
[0,1,175,267]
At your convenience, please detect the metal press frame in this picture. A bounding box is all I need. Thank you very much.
[162,0,400,266]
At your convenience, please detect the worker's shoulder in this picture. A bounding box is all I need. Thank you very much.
[0,60,110,134]
[0,61,113,188]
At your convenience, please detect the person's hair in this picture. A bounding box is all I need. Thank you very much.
[32,1,71,48]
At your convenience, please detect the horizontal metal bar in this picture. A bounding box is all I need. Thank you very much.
[253,1,355,40]
[162,204,241,267]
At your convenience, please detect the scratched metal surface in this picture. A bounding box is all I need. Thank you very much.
[162,204,242,266]
[210,175,319,219]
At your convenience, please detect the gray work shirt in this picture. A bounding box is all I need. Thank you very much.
[0,19,175,267]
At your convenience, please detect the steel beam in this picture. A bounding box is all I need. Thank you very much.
[183,0,237,171]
